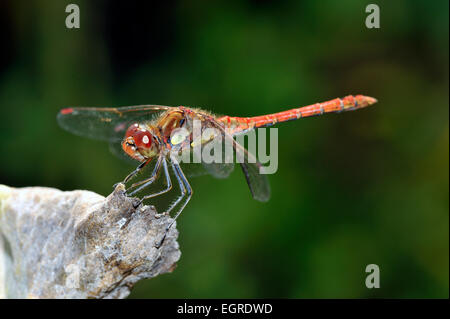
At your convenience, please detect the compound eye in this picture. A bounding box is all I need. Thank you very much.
[134,130,153,149]
[125,123,140,138]
[122,136,137,158]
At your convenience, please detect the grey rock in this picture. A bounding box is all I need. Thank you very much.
[0,184,180,299]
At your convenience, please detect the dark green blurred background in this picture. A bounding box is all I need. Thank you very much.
[0,0,448,298]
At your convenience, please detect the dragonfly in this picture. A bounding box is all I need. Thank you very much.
[57,94,377,247]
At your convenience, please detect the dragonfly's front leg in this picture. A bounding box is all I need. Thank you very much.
[156,160,192,248]
[168,161,192,223]
[127,156,163,196]
[113,159,151,190]
[134,157,172,205]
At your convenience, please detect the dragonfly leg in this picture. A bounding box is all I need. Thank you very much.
[168,162,192,224]
[164,166,185,214]
[126,156,163,195]
[135,158,172,205]
[119,159,151,188]
[155,160,192,248]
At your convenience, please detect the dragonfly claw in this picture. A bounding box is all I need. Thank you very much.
[113,182,126,189]
[154,233,167,249]
[125,191,139,199]
[132,199,143,209]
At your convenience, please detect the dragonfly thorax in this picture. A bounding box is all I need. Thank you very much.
[122,123,159,162]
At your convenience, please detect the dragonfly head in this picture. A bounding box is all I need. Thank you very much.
[122,123,159,162]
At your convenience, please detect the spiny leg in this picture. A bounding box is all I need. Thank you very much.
[168,162,192,228]
[127,155,163,196]
[156,160,193,248]
[136,157,172,205]
[117,159,151,188]
[165,161,187,215]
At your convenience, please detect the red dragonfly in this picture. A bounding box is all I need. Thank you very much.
[58,94,376,246]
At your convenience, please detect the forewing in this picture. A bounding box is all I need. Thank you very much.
[57,105,171,142]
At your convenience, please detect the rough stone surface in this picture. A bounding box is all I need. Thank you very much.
[0,184,180,299]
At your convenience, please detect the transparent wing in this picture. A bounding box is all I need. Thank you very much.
[179,162,211,178]
[57,105,171,142]
[173,148,231,178]
[202,162,235,179]
[231,136,270,202]
[194,136,235,179]
[210,120,270,202]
